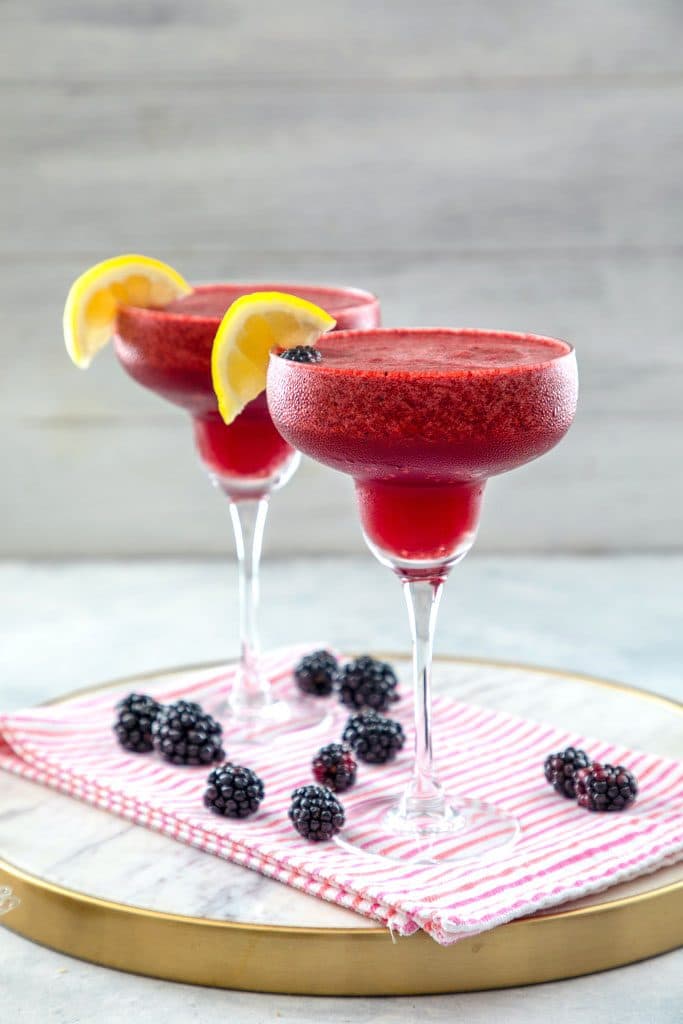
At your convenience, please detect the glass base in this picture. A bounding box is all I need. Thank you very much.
[335,794,520,864]
[213,693,332,744]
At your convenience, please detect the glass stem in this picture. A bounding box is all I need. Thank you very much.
[229,497,271,711]
[399,578,447,819]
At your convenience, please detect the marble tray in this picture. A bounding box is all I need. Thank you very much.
[1,655,681,994]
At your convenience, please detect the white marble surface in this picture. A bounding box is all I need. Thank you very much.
[1,555,682,1020]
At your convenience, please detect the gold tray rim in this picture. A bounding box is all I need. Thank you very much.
[1,654,681,994]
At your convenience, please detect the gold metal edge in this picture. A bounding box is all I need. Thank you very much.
[439,653,683,714]
[1,854,681,994]
[45,652,683,714]
[1,655,681,993]
[2,846,679,937]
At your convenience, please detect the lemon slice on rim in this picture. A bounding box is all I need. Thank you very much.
[63,254,192,368]
[211,291,336,424]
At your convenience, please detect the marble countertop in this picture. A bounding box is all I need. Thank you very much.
[1,555,682,1021]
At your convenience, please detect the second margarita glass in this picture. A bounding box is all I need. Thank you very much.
[114,283,380,735]
[267,327,578,861]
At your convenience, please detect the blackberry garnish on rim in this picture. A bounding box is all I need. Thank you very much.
[279,345,322,363]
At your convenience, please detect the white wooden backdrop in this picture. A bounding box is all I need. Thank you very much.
[1,1,682,556]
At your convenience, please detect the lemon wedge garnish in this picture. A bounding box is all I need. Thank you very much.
[211,292,335,424]
[63,254,192,368]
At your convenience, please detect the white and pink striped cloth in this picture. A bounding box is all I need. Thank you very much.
[1,647,682,945]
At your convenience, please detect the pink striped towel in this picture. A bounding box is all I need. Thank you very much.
[1,646,682,944]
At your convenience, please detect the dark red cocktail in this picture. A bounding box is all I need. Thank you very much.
[268,328,576,565]
[115,283,380,496]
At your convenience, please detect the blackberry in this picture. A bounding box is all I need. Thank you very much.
[337,655,399,712]
[279,345,322,364]
[312,743,357,793]
[289,784,345,841]
[544,746,591,798]
[575,763,638,812]
[204,763,264,818]
[153,700,224,766]
[342,711,405,765]
[114,693,162,753]
[294,649,338,697]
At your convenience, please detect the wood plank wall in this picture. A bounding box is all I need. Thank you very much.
[1,1,681,555]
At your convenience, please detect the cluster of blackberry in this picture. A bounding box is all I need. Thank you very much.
[113,692,264,819]
[114,694,224,766]
[544,747,638,812]
[111,647,409,842]
[296,703,407,841]
[113,654,638,848]
[294,651,400,712]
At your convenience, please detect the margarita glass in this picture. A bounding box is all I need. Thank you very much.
[268,327,578,860]
[114,283,380,733]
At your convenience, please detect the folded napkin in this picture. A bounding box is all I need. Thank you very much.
[1,647,681,945]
